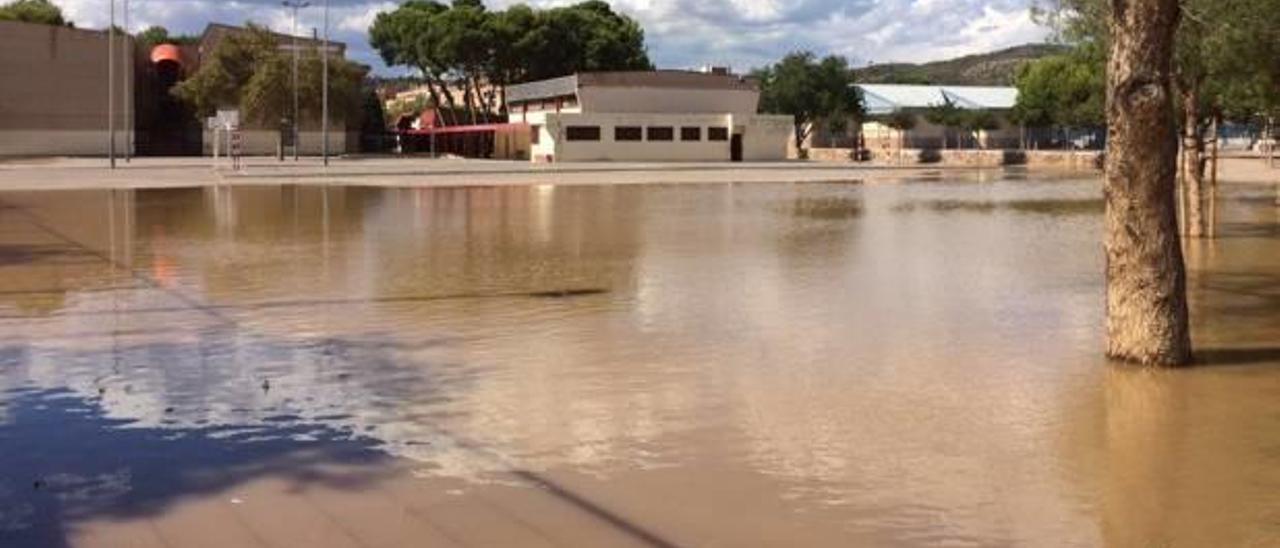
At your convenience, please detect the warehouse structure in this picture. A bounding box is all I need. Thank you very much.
[506,71,792,162]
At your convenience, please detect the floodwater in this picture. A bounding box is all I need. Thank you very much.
[0,172,1277,547]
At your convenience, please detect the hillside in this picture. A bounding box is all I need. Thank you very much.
[854,43,1068,86]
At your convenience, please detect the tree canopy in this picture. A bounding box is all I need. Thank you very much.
[754,51,863,155]
[1030,0,1280,123]
[368,0,651,122]
[136,25,200,47]
[172,24,366,129]
[1010,43,1105,129]
[0,0,69,26]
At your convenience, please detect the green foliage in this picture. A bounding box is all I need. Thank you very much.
[924,101,964,129]
[0,0,68,26]
[172,23,366,128]
[362,87,388,133]
[756,51,863,152]
[368,0,651,116]
[136,25,199,46]
[1032,0,1280,125]
[1011,44,1104,128]
[877,111,916,131]
[960,110,1000,132]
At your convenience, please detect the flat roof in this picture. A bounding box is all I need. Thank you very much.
[507,71,758,104]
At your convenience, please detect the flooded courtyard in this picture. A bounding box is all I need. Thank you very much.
[0,172,1277,547]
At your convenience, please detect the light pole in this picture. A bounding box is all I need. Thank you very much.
[283,0,310,161]
[124,0,131,163]
[321,0,329,167]
[107,0,116,169]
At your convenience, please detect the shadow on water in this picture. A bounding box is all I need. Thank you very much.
[0,388,395,548]
[783,196,864,221]
[1194,271,1280,319]
[893,198,1103,216]
[1193,347,1280,368]
[0,245,100,267]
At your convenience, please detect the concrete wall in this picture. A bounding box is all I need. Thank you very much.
[202,130,352,156]
[739,114,792,161]
[523,112,790,162]
[542,112,734,162]
[578,87,759,116]
[0,21,134,156]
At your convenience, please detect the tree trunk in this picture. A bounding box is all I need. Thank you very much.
[1208,115,1219,238]
[1103,0,1191,365]
[1179,86,1206,237]
[433,73,459,126]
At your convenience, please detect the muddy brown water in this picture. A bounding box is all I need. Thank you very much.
[0,173,1277,547]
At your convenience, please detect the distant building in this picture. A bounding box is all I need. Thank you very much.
[0,20,133,156]
[506,71,792,162]
[198,22,345,59]
[857,84,1021,150]
[0,19,356,158]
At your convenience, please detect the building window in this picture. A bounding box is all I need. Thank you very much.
[647,127,675,141]
[615,126,643,141]
[565,126,601,141]
[708,127,729,141]
[530,125,541,145]
[681,127,702,141]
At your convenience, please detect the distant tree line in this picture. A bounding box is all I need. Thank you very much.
[136,26,201,47]
[368,0,651,124]
[0,0,70,26]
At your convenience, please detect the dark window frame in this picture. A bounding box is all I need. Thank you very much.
[615,126,643,141]
[647,126,675,141]
[680,127,702,141]
[565,126,601,141]
[530,124,541,145]
[708,127,730,141]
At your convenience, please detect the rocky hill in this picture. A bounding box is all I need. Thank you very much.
[855,43,1068,86]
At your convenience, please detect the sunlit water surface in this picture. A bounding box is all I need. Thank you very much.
[1,172,1278,547]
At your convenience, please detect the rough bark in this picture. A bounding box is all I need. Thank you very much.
[1104,0,1192,365]
[1179,86,1207,237]
[1208,115,1219,238]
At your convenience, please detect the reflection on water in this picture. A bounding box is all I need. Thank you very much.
[0,176,1277,546]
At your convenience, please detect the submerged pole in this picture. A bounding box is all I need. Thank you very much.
[322,0,330,167]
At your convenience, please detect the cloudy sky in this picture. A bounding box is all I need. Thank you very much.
[54,0,1049,74]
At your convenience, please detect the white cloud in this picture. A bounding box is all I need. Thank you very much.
[46,0,1051,75]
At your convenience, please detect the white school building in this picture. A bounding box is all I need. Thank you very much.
[506,71,792,162]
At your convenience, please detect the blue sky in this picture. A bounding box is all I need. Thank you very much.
[54,0,1049,74]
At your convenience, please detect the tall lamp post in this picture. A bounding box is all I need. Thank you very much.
[321,0,329,167]
[123,0,131,163]
[283,0,310,161]
[107,0,116,169]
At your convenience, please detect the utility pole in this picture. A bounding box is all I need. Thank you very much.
[124,0,132,163]
[322,0,329,167]
[107,0,116,169]
[283,0,310,161]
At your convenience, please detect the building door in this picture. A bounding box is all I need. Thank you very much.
[730,134,743,162]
